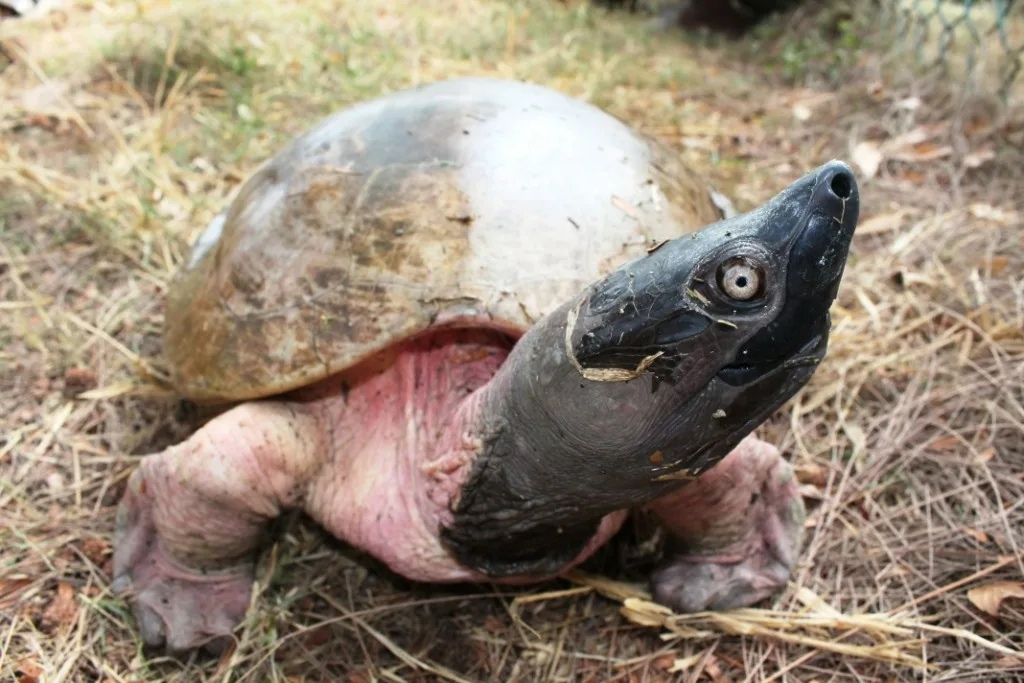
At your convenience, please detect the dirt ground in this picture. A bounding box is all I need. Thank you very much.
[1,0,1022,681]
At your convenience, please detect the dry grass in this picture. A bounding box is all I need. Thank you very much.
[1,0,1023,681]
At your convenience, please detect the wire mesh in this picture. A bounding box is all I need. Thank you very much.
[875,0,1022,99]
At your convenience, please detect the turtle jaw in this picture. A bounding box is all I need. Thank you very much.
[716,324,828,387]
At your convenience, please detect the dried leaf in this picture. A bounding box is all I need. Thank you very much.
[15,657,42,683]
[967,581,1024,617]
[962,527,990,543]
[668,654,703,673]
[994,655,1024,669]
[794,463,828,487]
[887,124,944,150]
[851,141,884,179]
[988,256,1009,277]
[62,366,97,395]
[45,471,64,493]
[653,653,676,671]
[80,537,111,566]
[41,582,77,631]
[896,96,922,111]
[792,103,812,121]
[889,141,952,162]
[703,656,733,683]
[928,435,961,452]
[0,578,32,607]
[857,210,908,235]
[969,203,1019,225]
[964,148,996,169]
[895,169,926,184]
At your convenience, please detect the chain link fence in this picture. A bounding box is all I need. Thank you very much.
[881,0,1023,101]
[600,0,1023,101]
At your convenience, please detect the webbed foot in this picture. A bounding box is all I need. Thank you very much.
[647,435,805,613]
[112,469,254,655]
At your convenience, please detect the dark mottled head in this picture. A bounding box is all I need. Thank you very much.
[571,159,858,394]
[559,160,859,482]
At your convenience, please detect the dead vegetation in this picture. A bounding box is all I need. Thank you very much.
[1,0,1022,681]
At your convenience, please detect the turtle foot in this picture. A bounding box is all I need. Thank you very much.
[113,468,254,656]
[647,436,806,613]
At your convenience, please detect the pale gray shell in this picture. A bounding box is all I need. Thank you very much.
[165,78,727,403]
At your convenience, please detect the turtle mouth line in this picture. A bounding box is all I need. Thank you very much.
[720,355,821,375]
[715,333,827,386]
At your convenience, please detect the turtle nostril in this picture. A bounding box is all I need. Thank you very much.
[829,172,853,200]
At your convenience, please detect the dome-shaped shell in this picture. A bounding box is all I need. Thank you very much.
[165,78,727,403]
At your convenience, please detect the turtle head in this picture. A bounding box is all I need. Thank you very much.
[560,159,859,478]
[571,159,858,398]
[442,161,859,578]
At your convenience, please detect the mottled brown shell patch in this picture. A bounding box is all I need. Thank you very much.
[166,135,478,403]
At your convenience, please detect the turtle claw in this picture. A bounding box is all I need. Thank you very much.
[650,534,799,613]
[113,559,253,655]
[113,468,253,656]
[647,436,806,614]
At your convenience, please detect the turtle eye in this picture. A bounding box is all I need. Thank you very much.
[717,257,765,301]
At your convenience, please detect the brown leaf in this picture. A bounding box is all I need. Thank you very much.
[41,582,77,631]
[967,581,1024,617]
[889,141,952,162]
[794,462,828,487]
[962,527,990,543]
[994,655,1024,669]
[988,256,1010,277]
[302,624,332,648]
[928,435,961,452]
[15,658,42,683]
[80,537,111,566]
[653,653,676,671]
[0,578,32,608]
[894,169,926,184]
[857,210,908,235]
[62,366,97,396]
[887,123,945,150]
[703,656,733,683]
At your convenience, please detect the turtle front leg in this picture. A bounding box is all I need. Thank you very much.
[646,435,806,613]
[113,401,325,654]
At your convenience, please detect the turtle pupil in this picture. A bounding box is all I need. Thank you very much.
[717,258,764,302]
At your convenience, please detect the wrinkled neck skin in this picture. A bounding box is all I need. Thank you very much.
[440,293,821,579]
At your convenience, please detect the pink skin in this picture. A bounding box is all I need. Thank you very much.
[113,328,802,653]
[646,437,805,613]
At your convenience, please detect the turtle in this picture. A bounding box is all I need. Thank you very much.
[112,77,860,655]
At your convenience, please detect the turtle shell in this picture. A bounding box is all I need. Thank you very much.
[165,78,728,403]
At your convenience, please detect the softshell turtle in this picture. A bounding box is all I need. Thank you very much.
[112,77,860,654]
